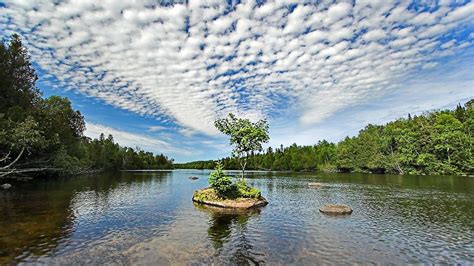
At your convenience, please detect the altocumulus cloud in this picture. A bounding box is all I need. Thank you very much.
[1,0,473,136]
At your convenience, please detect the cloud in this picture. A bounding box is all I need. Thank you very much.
[178,127,196,137]
[362,29,386,42]
[85,122,192,156]
[148,125,167,132]
[0,0,472,138]
[422,62,439,69]
[325,2,352,24]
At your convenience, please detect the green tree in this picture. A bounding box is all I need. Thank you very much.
[432,113,466,174]
[208,161,232,196]
[215,113,269,180]
[0,34,174,177]
[0,34,40,114]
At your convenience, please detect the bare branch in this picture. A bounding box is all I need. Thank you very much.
[0,151,11,163]
[1,147,25,170]
[0,167,61,178]
[0,170,15,178]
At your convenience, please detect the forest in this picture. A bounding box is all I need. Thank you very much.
[0,35,173,178]
[177,102,473,176]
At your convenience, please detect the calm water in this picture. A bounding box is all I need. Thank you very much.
[0,170,473,264]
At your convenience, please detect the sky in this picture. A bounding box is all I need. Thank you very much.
[1,0,473,162]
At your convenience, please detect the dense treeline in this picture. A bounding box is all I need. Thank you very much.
[82,133,173,171]
[0,35,173,178]
[175,140,337,172]
[178,102,473,176]
[336,104,473,175]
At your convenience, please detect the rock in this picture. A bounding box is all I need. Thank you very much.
[308,182,324,188]
[1,183,12,189]
[319,204,352,215]
[193,202,263,215]
[192,188,268,209]
[189,176,199,180]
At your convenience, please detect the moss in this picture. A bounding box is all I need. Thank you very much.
[193,188,221,202]
[193,182,261,203]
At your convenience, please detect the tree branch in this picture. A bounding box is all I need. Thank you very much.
[0,169,15,178]
[1,147,24,170]
[0,167,60,178]
[0,151,11,163]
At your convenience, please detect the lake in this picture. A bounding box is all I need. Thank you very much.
[0,170,473,264]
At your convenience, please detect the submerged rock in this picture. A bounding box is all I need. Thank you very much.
[308,182,325,188]
[188,176,199,180]
[1,183,12,189]
[319,204,352,215]
[192,188,268,209]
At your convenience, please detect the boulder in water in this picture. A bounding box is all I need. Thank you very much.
[1,183,12,189]
[189,176,199,180]
[308,182,325,188]
[319,204,352,215]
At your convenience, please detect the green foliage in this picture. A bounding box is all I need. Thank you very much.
[208,162,233,196]
[335,105,473,175]
[181,104,473,176]
[83,135,174,171]
[193,188,220,202]
[215,113,270,158]
[0,34,40,114]
[52,148,90,174]
[174,160,216,170]
[8,116,46,151]
[179,140,338,172]
[0,35,173,176]
[207,163,262,200]
[215,113,269,179]
[235,179,261,198]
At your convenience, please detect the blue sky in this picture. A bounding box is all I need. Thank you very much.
[1,0,473,162]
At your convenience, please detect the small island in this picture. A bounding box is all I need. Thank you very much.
[192,163,268,209]
[193,113,269,209]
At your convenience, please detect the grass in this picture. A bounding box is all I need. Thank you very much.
[193,188,221,202]
[194,181,261,202]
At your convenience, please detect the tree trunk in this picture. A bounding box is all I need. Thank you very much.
[390,145,404,175]
[396,164,404,175]
[240,159,247,181]
[447,146,451,166]
[0,167,58,178]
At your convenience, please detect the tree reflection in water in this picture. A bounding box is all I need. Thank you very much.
[194,203,264,264]
[0,171,168,264]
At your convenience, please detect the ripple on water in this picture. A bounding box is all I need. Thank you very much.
[0,171,473,264]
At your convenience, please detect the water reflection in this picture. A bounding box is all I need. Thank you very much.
[194,203,263,264]
[0,171,171,264]
[0,170,472,264]
[0,189,75,264]
[194,204,260,249]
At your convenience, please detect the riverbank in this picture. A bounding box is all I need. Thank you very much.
[173,167,474,178]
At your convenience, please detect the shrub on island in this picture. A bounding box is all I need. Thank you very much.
[192,162,267,209]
